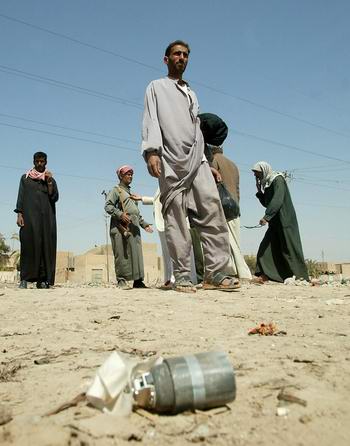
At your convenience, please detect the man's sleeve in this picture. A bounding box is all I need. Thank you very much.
[141,196,154,205]
[264,176,286,221]
[104,189,123,220]
[139,213,151,229]
[141,82,163,160]
[14,176,24,213]
[49,178,59,203]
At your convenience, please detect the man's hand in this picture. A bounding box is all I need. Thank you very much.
[17,213,24,227]
[210,167,222,183]
[144,225,153,233]
[130,193,142,201]
[146,152,161,178]
[45,171,53,183]
[120,212,131,225]
[259,218,268,226]
[256,178,262,192]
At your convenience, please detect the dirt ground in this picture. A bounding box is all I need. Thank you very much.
[1,281,350,446]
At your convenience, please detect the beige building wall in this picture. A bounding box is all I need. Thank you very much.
[317,262,337,274]
[341,263,350,278]
[142,242,162,284]
[55,251,74,283]
[56,243,162,284]
[0,271,18,283]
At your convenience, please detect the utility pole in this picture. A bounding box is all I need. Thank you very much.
[101,190,110,283]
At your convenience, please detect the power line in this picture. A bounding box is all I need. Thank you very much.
[2,105,350,166]
[0,121,139,152]
[0,12,162,73]
[292,177,350,192]
[0,163,153,189]
[293,176,350,185]
[193,81,350,140]
[0,112,138,145]
[295,201,350,210]
[1,12,350,140]
[233,129,350,165]
[0,64,143,109]
[289,164,350,173]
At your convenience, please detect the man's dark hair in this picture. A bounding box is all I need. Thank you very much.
[33,151,47,161]
[165,40,190,57]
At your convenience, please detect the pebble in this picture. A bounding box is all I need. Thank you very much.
[276,407,289,417]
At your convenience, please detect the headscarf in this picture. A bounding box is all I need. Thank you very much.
[117,165,133,178]
[198,113,228,146]
[25,168,46,181]
[251,161,284,190]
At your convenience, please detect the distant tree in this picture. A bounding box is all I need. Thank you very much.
[244,254,257,275]
[10,250,21,271]
[10,232,19,251]
[305,258,322,278]
[0,234,10,269]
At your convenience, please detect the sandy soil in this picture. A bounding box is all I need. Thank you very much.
[1,282,350,446]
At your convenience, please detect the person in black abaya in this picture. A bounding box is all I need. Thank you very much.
[15,151,59,289]
[252,161,308,283]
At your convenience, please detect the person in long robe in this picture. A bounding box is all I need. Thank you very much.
[142,40,238,293]
[131,188,198,288]
[199,113,252,281]
[15,151,59,288]
[252,161,309,283]
[104,165,153,289]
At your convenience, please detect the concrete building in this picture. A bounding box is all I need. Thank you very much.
[317,262,337,274]
[317,261,350,280]
[55,243,162,285]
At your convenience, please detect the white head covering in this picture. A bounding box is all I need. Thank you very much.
[252,161,284,190]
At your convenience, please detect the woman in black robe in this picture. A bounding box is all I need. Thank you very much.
[15,152,59,288]
[252,161,308,283]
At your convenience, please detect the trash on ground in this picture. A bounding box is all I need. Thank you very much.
[276,406,289,416]
[0,361,21,382]
[248,322,287,336]
[277,388,307,407]
[86,350,236,416]
[293,358,315,364]
[34,356,51,365]
[45,392,86,416]
[284,276,309,286]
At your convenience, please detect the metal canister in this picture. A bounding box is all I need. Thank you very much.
[148,351,236,413]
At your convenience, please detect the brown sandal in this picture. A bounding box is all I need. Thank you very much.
[174,279,197,294]
[203,277,240,292]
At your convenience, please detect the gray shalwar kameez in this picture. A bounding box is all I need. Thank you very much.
[142,77,233,283]
[105,184,150,281]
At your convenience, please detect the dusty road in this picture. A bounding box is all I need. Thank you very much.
[1,282,349,445]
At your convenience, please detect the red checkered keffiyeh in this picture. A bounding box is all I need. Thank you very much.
[25,168,46,181]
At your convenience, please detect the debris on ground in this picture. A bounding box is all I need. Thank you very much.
[0,405,12,426]
[277,388,307,407]
[0,361,21,382]
[45,392,86,416]
[276,406,289,417]
[248,323,287,336]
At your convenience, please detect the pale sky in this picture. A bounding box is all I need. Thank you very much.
[0,0,349,262]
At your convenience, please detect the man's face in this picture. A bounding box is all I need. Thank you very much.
[253,170,263,180]
[34,157,47,173]
[164,45,189,77]
[121,171,133,186]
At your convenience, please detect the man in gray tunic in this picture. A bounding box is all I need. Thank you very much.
[142,40,239,292]
[104,165,153,289]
